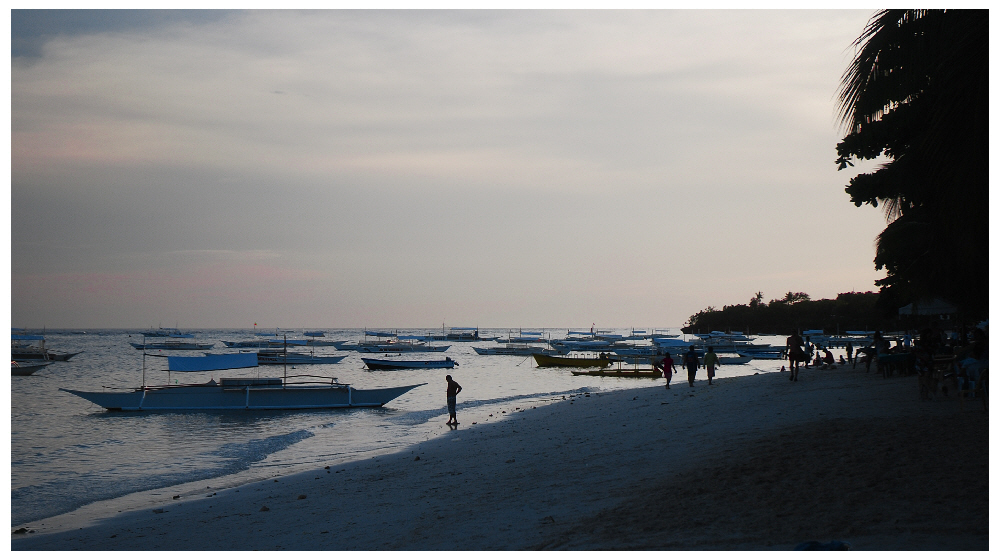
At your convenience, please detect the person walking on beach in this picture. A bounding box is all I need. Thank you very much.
[786,332,805,381]
[703,346,721,385]
[661,352,677,389]
[683,345,700,387]
[445,374,462,425]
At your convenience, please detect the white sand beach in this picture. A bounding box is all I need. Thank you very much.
[11,366,988,551]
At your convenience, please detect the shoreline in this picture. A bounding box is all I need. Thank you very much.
[12,366,988,550]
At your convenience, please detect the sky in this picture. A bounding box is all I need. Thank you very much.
[9,9,893,330]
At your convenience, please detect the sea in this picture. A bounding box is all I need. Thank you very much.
[10,328,785,527]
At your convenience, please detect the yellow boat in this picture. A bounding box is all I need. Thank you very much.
[532,353,612,368]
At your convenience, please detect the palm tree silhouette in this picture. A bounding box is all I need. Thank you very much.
[835,9,987,319]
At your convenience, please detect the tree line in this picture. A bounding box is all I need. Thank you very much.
[682,291,884,336]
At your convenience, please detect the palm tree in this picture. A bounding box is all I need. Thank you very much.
[836,9,988,319]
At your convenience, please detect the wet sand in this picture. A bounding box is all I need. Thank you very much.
[12,365,988,550]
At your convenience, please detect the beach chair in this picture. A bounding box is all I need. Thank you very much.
[958,368,988,412]
[932,355,957,396]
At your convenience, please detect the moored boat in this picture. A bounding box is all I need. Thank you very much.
[571,367,661,378]
[738,350,785,360]
[472,344,557,356]
[717,356,753,365]
[357,343,450,353]
[362,357,458,371]
[222,339,308,348]
[129,341,215,350]
[532,353,612,368]
[140,328,193,338]
[255,351,346,365]
[60,353,422,411]
[12,360,54,376]
[11,333,81,361]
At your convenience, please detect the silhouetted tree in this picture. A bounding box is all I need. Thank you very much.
[836,9,988,319]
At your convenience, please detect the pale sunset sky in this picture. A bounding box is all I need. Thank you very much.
[9,8,894,330]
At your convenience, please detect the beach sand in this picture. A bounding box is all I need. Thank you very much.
[12,365,988,551]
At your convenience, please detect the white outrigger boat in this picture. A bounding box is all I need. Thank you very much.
[60,353,422,411]
[472,344,554,356]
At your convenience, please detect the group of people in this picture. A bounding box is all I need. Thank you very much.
[445,326,987,422]
[654,345,721,389]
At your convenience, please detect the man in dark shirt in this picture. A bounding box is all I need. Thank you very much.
[683,345,700,387]
[446,374,462,425]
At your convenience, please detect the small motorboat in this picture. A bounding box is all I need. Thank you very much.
[362,357,458,371]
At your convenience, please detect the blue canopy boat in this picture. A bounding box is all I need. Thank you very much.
[60,353,422,411]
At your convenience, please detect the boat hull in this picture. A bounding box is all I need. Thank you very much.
[532,353,611,368]
[130,342,215,350]
[472,346,551,356]
[571,368,661,378]
[357,345,450,353]
[738,351,785,360]
[362,358,457,370]
[256,353,346,365]
[10,350,80,361]
[717,356,753,365]
[11,360,54,376]
[59,383,424,411]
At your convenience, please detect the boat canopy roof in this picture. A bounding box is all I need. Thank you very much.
[365,330,396,338]
[303,331,325,337]
[167,353,258,372]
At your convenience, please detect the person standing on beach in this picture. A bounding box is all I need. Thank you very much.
[683,345,700,387]
[661,352,677,389]
[703,346,721,385]
[846,341,854,368]
[786,333,805,381]
[445,374,462,425]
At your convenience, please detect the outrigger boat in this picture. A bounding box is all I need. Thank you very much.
[11,333,81,361]
[362,357,458,371]
[532,353,612,368]
[255,350,346,365]
[129,341,215,350]
[12,360,54,376]
[571,368,662,378]
[60,353,422,411]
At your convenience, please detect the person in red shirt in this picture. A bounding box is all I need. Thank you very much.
[661,352,677,389]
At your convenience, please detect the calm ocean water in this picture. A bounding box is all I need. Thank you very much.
[10,328,783,526]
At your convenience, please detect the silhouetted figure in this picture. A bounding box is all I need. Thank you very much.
[445,374,462,425]
[703,346,721,385]
[786,333,805,381]
[660,352,677,389]
[683,345,700,387]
